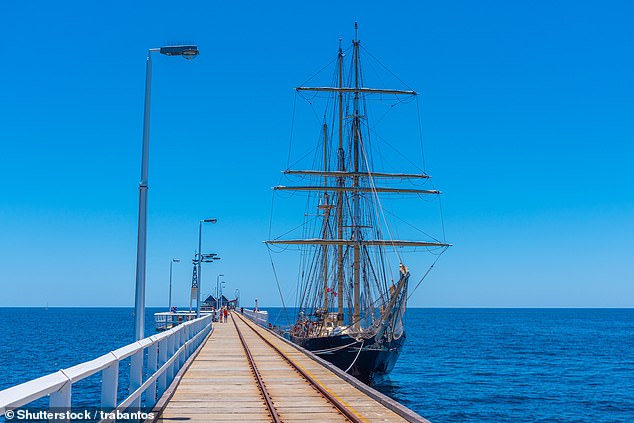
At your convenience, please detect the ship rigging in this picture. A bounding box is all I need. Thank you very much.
[266,24,450,383]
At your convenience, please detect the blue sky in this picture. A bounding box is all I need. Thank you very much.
[1,0,632,308]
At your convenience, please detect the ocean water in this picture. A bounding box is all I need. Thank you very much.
[0,308,162,413]
[1,308,633,422]
[377,308,634,423]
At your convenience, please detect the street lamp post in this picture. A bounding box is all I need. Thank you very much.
[133,45,199,341]
[220,280,226,308]
[216,274,224,308]
[168,258,180,311]
[197,218,217,317]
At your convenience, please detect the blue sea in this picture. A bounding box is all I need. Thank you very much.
[1,308,633,422]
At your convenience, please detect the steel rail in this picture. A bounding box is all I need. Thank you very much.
[232,313,366,423]
[230,314,281,423]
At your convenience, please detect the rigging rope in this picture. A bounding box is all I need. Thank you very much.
[382,207,443,244]
[271,39,450,333]
[287,93,298,169]
[365,122,426,173]
[296,45,352,88]
[266,245,291,326]
[268,190,276,240]
[359,133,403,266]
[416,96,427,173]
[359,45,416,92]
[438,193,447,243]
[407,248,447,300]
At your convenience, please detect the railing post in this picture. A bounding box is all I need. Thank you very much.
[191,321,196,347]
[191,322,197,350]
[101,360,119,411]
[201,318,208,344]
[178,327,186,368]
[187,323,193,354]
[157,339,167,394]
[129,349,143,410]
[199,320,204,346]
[172,328,180,373]
[182,325,188,358]
[184,323,190,353]
[145,341,158,404]
[50,380,71,423]
[167,332,175,383]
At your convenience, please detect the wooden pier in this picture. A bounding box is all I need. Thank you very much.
[152,312,428,422]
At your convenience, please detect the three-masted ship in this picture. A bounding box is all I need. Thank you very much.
[266,26,450,383]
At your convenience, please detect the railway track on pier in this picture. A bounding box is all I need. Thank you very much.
[231,312,366,423]
[156,311,420,422]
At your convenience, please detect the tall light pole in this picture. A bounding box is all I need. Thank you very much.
[133,45,200,341]
[197,218,217,317]
[216,274,224,308]
[168,258,180,311]
[220,280,226,308]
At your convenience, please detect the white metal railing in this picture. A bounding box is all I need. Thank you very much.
[154,310,202,331]
[242,308,269,327]
[0,314,213,420]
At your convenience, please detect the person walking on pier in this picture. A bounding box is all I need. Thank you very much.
[223,307,228,323]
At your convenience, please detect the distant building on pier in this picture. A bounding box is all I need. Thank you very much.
[202,295,237,309]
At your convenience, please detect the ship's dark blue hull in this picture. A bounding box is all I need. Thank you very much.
[290,333,405,384]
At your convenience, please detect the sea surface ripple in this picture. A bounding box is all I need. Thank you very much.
[0,308,632,422]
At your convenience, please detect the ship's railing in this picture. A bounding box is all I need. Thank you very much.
[0,314,213,421]
[242,308,269,327]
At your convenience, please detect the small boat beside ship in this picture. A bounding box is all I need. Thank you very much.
[266,25,450,383]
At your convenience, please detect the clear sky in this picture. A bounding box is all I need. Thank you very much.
[1,0,632,308]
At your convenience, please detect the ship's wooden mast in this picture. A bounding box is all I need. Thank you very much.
[321,123,330,311]
[267,29,448,329]
[336,42,345,325]
[352,28,361,330]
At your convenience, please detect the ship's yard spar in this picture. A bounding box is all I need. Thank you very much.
[266,26,450,354]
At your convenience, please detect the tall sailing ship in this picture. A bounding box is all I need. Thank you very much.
[266,25,450,383]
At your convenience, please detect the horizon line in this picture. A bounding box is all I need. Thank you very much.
[1,306,632,309]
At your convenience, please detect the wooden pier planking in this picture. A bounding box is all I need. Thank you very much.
[154,312,427,422]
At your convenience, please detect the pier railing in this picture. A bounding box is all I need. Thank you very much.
[242,308,269,327]
[0,314,213,420]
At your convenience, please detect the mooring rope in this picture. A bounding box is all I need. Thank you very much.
[344,339,365,373]
[311,341,358,354]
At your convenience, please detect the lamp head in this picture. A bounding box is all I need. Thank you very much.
[173,258,181,263]
[202,218,218,224]
[182,48,199,60]
[159,45,199,60]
